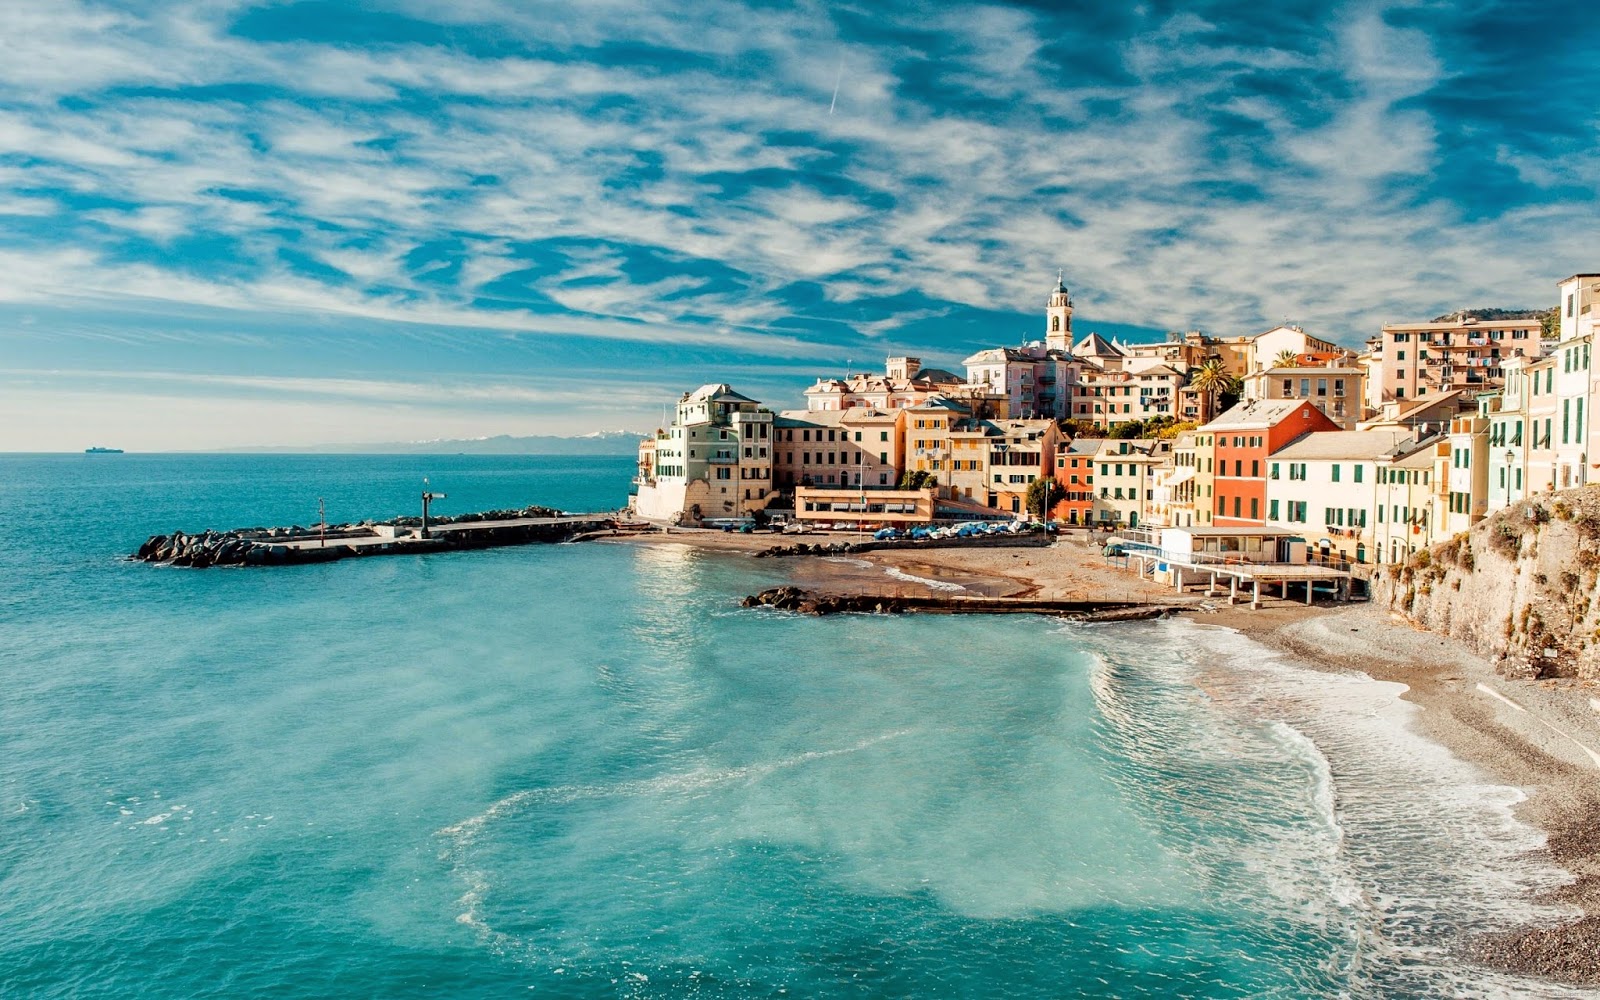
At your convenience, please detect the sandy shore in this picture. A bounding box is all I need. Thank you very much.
[605,526,1600,984]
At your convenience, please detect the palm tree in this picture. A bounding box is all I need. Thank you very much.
[1188,359,1231,420]
[1272,349,1300,369]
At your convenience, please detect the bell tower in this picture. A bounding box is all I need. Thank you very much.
[1045,271,1073,352]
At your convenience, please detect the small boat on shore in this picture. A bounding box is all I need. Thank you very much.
[84,446,124,454]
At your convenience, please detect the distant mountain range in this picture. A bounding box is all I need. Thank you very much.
[228,431,646,455]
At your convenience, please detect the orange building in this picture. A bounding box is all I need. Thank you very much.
[1202,399,1340,526]
[1050,438,1103,524]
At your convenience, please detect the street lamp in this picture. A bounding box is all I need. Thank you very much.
[858,448,867,539]
[421,478,447,539]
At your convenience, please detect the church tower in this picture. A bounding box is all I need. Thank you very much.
[1045,272,1073,352]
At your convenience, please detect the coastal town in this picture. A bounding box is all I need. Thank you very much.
[631,271,1600,577]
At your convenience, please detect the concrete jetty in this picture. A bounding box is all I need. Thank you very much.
[132,506,629,568]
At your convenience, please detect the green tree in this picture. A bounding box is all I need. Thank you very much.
[1151,419,1197,440]
[1539,307,1559,340]
[1025,476,1056,519]
[898,469,937,490]
[1188,359,1232,420]
[1272,349,1300,368]
[1058,417,1104,439]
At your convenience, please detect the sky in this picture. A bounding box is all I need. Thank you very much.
[2,0,1597,450]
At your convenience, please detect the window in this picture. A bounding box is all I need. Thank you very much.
[1250,497,1259,520]
[1251,460,1259,477]
[1354,465,1363,484]
[1269,499,1280,520]
[1271,463,1280,480]
[1396,350,1406,361]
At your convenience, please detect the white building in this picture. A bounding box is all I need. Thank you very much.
[1442,406,1489,535]
[1373,435,1441,565]
[634,384,775,524]
[1263,430,1409,565]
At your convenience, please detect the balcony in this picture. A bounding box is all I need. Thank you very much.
[708,454,738,464]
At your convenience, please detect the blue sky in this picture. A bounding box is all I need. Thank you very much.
[2,0,1596,449]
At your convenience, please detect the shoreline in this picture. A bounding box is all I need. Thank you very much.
[606,527,1600,986]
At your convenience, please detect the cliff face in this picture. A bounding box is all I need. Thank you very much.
[1372,489,1600,681]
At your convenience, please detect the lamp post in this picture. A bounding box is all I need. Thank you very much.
[858,448,867,539]
[421,478,447,539]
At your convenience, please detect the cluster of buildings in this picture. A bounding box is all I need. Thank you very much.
[632,272,1596,567]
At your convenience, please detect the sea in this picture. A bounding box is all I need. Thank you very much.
[0,453,1589,998]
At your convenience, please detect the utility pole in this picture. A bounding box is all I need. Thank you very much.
[421,478,447,539]
[859,448,867,539]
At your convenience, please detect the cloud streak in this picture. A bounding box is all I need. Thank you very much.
[0,0,1595,448]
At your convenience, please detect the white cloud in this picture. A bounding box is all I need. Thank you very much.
[0,0,1590,450]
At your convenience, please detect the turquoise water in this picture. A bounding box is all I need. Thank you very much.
[0,455,1580,997]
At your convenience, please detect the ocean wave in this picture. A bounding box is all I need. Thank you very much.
[883,566,965,592]
[436,729,917,957]
[1071,617,1579,998]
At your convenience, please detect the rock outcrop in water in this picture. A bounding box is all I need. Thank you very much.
[1372,487,1600,680]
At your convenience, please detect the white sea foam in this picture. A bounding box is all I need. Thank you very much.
[823,556,874,569]
[1074,618,1581,998]
[436,729,917,955]
[883,566,964,592]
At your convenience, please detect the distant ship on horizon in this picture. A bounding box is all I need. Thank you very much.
[84,446,124,454]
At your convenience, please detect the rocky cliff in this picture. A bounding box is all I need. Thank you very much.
[1373,488,1600,680]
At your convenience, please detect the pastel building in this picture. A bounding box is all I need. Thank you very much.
[1203,398,1341,527]
[985,419,1061,514]
[1263,430,1410,564]
[1373,434,1443,564]
[1442,405,1490,534]
[1088,438,1169,528]
[1484,372,1528,515]
[1050,438,1102,525]
[1524,354,1560,494]
[772,408,904,490]
[1241,361,1365,430]
[803,357,970,412]
[634,384,775,524]
[1377,316,1541,403]
[1154,431,1202,528]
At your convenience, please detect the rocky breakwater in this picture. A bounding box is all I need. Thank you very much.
[1373,487,1600,680]
[742,585,1174,620]
[133,505,613,568]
